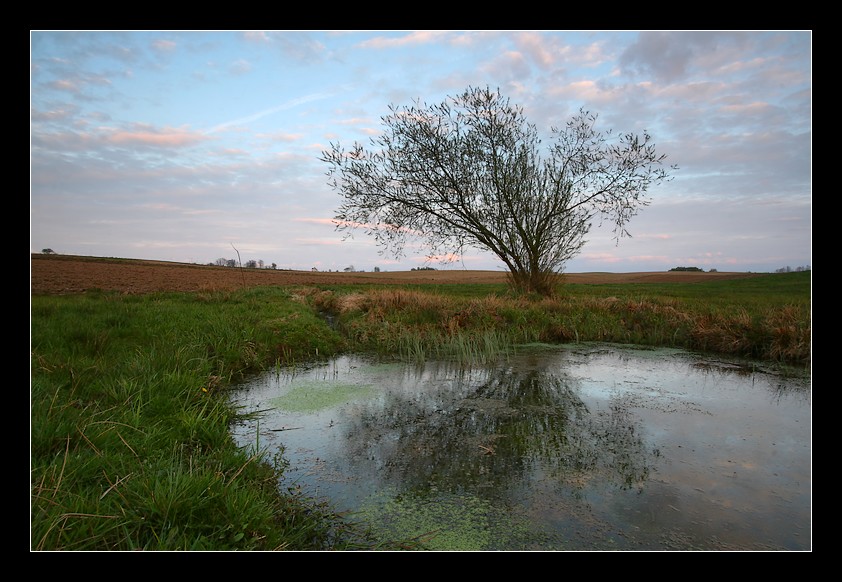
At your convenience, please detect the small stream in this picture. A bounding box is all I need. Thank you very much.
[229,343,811,551]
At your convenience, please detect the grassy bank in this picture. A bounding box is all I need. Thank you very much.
[30,272,810,550]
[307,271,811,368]
[30,287,411,550]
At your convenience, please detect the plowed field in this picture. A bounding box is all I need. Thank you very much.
[30,253,764,295]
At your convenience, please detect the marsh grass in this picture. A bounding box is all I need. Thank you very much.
[31,271,809,550]
[309,271,811,367]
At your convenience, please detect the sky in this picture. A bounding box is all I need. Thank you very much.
[30,30,812,274]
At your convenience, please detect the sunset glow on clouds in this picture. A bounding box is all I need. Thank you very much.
[30,30,811,273]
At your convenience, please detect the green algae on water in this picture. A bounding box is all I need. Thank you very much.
[354,488,557,551]
[269,380,376,413]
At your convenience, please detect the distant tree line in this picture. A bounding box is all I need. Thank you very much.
[211,258,277,270]
[207,261,386,273]
[775,265,811,273]
[669,266,705,272]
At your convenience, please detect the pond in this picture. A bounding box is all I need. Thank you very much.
[229,343,811,551]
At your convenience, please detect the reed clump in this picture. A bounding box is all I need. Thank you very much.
[688,304,810,365]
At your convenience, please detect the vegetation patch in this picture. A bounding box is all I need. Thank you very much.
[307,271,811,368]
[355,488,554,551]
[269,381,375,413]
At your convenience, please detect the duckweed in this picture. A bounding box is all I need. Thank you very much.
[269,381,376,413]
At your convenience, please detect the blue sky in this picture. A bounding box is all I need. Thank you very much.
[30,30,812,273]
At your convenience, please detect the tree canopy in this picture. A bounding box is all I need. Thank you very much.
[321,86,676,295]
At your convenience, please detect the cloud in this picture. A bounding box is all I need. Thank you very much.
[513,32,557,68]
[580,252,624,264]
[108,125,207,147]
[228,59,252,75]
[619,31,758,84]
[270,32,329,64]
[620,31,698,81]
[294,237,344,246]
[482,51,531,82]
[294,218,336,226]
[243,31,271,43]
[357,31,452,49]
[152,39,176,53]
[30,107,77,122]
[50,79,79,93]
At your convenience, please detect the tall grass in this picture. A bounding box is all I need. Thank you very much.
[306,271,811,368]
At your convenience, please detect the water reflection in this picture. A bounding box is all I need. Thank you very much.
[230,344,811,551]
[342,366,649,498]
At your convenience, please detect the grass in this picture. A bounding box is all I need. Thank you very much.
[305,271,811,368]
[30,271,810,550]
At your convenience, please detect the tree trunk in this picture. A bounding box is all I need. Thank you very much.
[507,268,559,296]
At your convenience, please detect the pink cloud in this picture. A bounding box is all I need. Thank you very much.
[108,126,207,147]
[295,217,376,229]
[152,39,176,52]
[293,217,336,226]
[243,31,272,43]
[51,79,79,93]
[358,31,450,49]
[514,32,556,68]
[295,238,344,246]
[583,252,623,264]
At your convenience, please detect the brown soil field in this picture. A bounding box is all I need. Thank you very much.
[30,253,766,295]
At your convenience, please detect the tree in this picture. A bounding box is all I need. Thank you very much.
[321,86,675,295]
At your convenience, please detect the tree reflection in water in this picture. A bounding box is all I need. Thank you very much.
[340,363,652,501]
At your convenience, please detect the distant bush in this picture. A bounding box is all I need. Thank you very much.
[669,266,704,272]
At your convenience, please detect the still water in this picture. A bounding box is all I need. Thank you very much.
[229,343,811,551]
